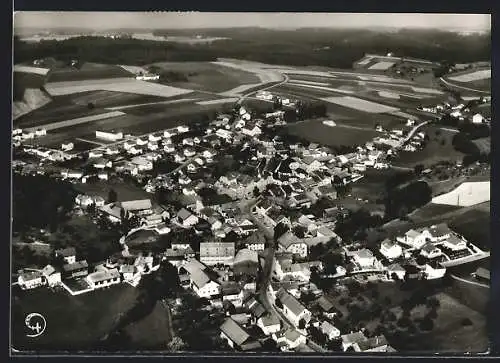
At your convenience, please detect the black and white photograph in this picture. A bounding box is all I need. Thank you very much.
[11,11,491,354]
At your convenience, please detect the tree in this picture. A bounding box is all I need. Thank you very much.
[87,102,95,110]
[253,186,260,198]
[273,222,289,241]
[107,188,118,203]
[414,164,424,176]
[167,336,187,352]
[461,318,473,326]
[420,317,434,331]
[275,299,283,309]
[298,318,306,329]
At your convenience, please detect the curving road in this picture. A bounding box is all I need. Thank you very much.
[439,77,491,95]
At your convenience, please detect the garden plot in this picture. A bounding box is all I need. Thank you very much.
[320,96,399,113]
[368,61,396,70]
[431,181,490,207]
[13,65,50,75]
[448,69,491,83]
[45,78,192,98]
[25,110,125,132]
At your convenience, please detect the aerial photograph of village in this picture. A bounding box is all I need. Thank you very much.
[11,12,491,354]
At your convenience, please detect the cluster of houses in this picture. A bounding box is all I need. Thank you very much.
[418,96,491,125]
[17,246,161,294]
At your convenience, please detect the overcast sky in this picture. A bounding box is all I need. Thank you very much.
[14,12,491,32]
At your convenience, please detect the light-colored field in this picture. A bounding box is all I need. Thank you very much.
[288,79,331,87]
[25,110,125,132]
[410,86,444,95]
[284,69,338,78]
[432,181,490,207]
[196,97,239,105]
[377,90,400,99]
[357,74,412,84]
[119,65,148,74]
[108,98,199,111]
[389,110,419,120]
[212,61,284,83]
[472,138,491,154]
[320,95,400,113]
[356,56,374,65]
[45,78,192,98]
[287,82,355,95]
[448,69,491,82]
[220,83,262,96]
[368,61,395,70]
[13,65,50,75]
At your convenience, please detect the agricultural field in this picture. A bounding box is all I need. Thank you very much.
[431,181,490,207]
[13,71,48,101]
[45,78,193,98]
[449,203,490,250]
[123,301,172,349]
[472,138,491,155]
[448,69,491,83]
[14,97,112,129]
[392,292,488,353]
[286,119,379,147]
[11,284,141,351]
[148,61,261,93]
[320,96,400,113]
[68,91,170,108]
[25,110,126,132]
[46,63,134,82]
[367,61,396,70]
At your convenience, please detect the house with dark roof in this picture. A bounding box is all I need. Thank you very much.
[220,318,262,351]
[55,247,76,264]
[420,242,442,259]
[63,260,89,279]
[244,296,267,319]
[316,296,336,318]
[233,249,259,276]
[177,208,199,227]
[276,288,311,328]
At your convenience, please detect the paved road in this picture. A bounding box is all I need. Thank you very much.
[237,74,290,105]
[439,77,491,95]
[450,273,489,289]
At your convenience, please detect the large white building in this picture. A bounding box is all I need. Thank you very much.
[200,242,235,266]
[86,268,121,289]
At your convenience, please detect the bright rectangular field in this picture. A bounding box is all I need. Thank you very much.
[320,96,399,113]
[448,69,491,82]
[431,181,490,207]
[44,78,192,98]
[13,65,50,75]
[368,61,395,70]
